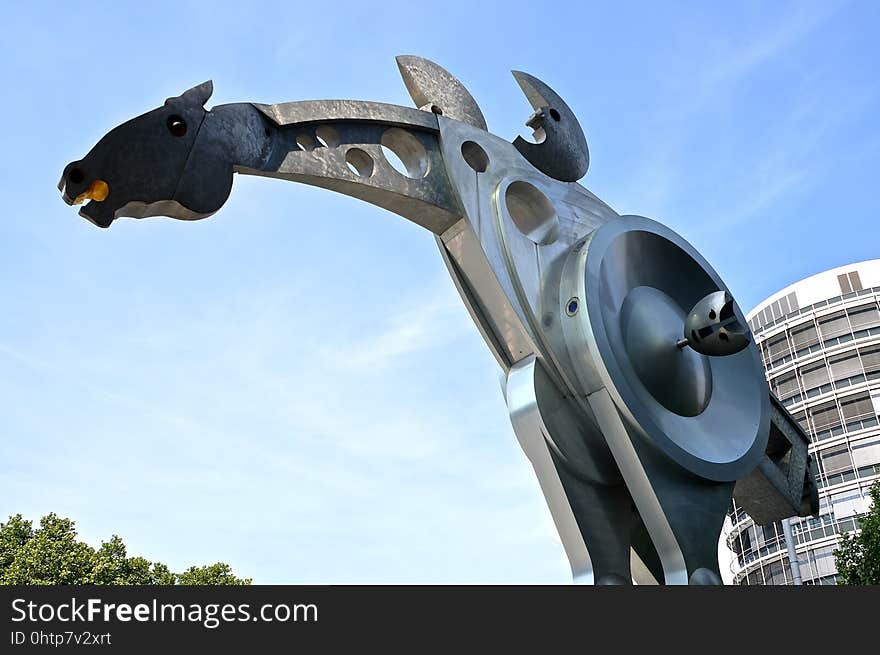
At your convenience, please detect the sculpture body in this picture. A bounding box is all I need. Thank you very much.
[59,57,817,584]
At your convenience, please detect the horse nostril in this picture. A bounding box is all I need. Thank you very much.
[69,168,85,184]
[167,115,187,137]
[71,179,110,205]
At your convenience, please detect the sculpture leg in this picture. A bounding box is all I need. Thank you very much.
[549,454,643,584]
[633,460,732,585]
[588,388,730,585]
[506,356,646,584]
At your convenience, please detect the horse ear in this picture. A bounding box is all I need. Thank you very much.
[167,80,213,107]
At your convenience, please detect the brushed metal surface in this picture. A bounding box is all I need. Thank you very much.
[58,56,818,584]
[396,55,488,131]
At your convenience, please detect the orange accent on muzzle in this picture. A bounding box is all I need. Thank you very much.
[73,179,110,204]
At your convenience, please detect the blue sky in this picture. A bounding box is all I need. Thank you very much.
[1,1,877,583]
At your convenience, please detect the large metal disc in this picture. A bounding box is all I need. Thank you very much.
[560,216,769,481]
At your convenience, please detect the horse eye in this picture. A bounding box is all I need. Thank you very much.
[167,115,187,137]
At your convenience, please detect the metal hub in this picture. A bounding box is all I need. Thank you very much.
[620,286,712,417]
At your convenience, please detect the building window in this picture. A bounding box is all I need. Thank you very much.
[809,400,843,440]
[761,293,800,326]
[765,333,792,364]
[820,446,856,485]
[829,352,864,388]
[821,447,853,472]
[800,545,838,583]
[799,362,831,396]
[838,271,864,294]
[848,304,880,331]
[757,559,787,586]
[773,374,801,401]
[840,392,879,432]
[851,437,880,475]
[791,321,820,354]
[830,489,865,518]
[819,311,852,343]
[859,346,880,380]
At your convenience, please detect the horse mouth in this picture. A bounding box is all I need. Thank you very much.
[59,170,115,228]
[59,176,110,204]
[72,179,110,205]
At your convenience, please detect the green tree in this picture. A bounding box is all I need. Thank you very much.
[2,514,94,585]
[176,563,250,585]
[90,535,176,585]
[0,513,250,586]
[834,481,880,585]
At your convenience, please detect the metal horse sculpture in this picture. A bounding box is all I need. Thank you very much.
[59,56,817,584]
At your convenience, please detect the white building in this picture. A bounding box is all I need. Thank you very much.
[726,259,880,584]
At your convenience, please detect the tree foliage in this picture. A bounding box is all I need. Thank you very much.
[834,481,880,585]
[176,562,249,585]
[0,513,250,585]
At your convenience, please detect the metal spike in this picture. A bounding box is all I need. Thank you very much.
[396,55,487,131]
[511,71,589,182]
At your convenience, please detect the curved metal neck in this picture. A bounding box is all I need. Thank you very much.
[219,100,463,234]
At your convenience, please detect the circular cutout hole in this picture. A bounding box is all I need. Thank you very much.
[549,108,561,122]
[708,309,716,320]
[504,181,559,245]
[719,332,729,342]
[381,146,408,176]
[315,125,340,148]
[345,148,374,178]
[380,128,429,178]
[69,168,85,184]
[167,115,187,137]
[566,298,579,316]
[296,133,318,151]
[461,141,489,173]
[430,105,443,115]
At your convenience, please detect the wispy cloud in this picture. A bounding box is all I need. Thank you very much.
[615,3,848,221]
[686,4,843,112]
[318,279,469,369]
[696,82,876,235]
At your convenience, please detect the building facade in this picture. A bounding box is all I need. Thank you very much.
[726,259,880,585]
